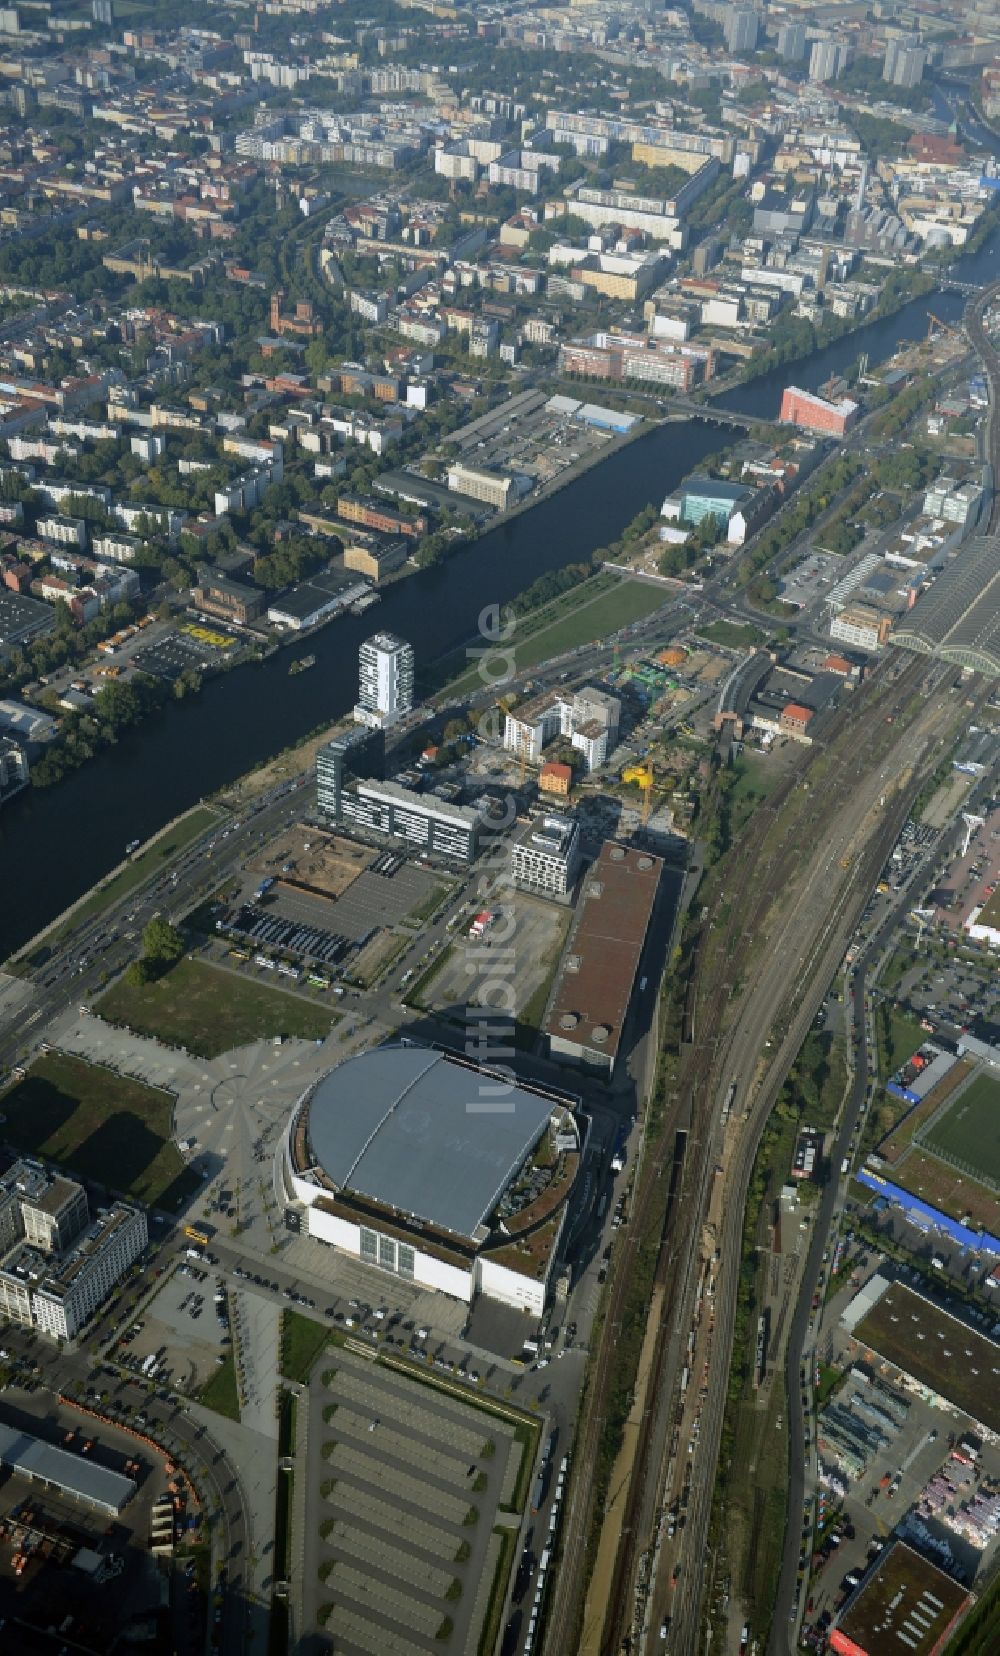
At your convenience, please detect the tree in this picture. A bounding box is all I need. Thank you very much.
[142,917,184,967]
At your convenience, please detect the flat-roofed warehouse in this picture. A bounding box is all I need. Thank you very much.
[0,1421,135,1516]
[892,533,1000,675]
[830,1539,971,1656]
[545,841,662,1074]
[280,1045,582,1314]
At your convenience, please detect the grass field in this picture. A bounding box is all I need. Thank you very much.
[0,1051,198,1209]
[199,1352,240,1421]
[98,958,333,1058]
[923,1072,1000,1185]
[878,1059,975,1164]
[694,619,766,649]
[439,576,668,698]
[880,1007,925,1077]
[281,1310,329,1383]
[21,806,220,964]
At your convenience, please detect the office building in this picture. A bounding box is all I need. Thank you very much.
[511,814,581,900]
[726,7,759,52]
[0,1159,147,1340]
[354,631,414,730]
[830,602,892,653]
[922,476,984,538]
[315,727,385,821]
[780,385,858,436]
[337,777,483,864]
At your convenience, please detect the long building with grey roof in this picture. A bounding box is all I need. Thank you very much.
[892,533,1000,676]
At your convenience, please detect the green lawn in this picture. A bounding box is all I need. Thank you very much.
[0,1051,198,1209]
[20,805,220,965]
[440,577,668,698]
[924,1072,1000,1185]
[281,1310,329,1383]
[98,958,333,1058]
[881,1006,925,1076]
[695,619,766,649]
[199,1352,240,1421]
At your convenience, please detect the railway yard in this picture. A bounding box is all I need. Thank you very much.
[543,650,976,1656]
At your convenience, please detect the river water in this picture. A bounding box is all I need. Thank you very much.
[5,222,1000,953]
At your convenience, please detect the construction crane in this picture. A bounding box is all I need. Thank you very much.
[927,312,962,341]
[622,762,654,825]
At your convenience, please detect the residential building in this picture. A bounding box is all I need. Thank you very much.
[0,736,28,804]
[511,814,581,900]
[539,761,572,798]
[726,7,759,53]
[777,21,806,61]
[884,36,925,88]
[354,631,414,730]
[504,685,620,774]
[0,1159,146,1341]
[36,515,87,549]
[809,39,850,82]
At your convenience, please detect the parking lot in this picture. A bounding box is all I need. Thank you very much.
[114,1260,232,1393]
[412,894,570,1021]
[132,630,226,681]
[304,1344,531,1652]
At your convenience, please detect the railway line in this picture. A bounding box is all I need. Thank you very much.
[542,651,967,1656]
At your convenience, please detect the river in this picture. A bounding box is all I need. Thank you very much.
[1,419,729,954]
[6,221,1000,956]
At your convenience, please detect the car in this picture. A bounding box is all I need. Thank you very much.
[660,1620,670,1640]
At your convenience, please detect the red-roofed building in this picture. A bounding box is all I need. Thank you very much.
[539,761,572,797]
[780,702,814,733]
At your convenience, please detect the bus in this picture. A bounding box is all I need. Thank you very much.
[183,1225,213,1247]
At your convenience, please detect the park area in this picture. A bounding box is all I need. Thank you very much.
[922,1071,1000,1188]
[98,957,333,1058]
[0,1051,198,1208]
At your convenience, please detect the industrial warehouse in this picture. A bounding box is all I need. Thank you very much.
[279,1045,583,1314]
[0,1424,135,1518]
[892,532,1000,676]
[544,842,663,1074]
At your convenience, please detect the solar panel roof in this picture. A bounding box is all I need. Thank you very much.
[304,1046,558,1239]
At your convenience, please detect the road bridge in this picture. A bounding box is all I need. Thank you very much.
[665,397,757,430]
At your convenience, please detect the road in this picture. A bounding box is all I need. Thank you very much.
[963,279,1000,529]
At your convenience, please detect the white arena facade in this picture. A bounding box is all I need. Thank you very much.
[278,1044,583,1315]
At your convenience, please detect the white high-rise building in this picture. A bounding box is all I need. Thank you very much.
[354,631,415,729]
[726,7,759,53]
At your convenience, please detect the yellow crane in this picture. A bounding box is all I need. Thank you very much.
[622,762,655,825]
[927,311,962,341]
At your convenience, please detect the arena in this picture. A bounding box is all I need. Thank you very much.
[279,1045,583,1314]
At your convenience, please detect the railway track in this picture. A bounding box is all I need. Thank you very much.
[542,652,961,1656]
